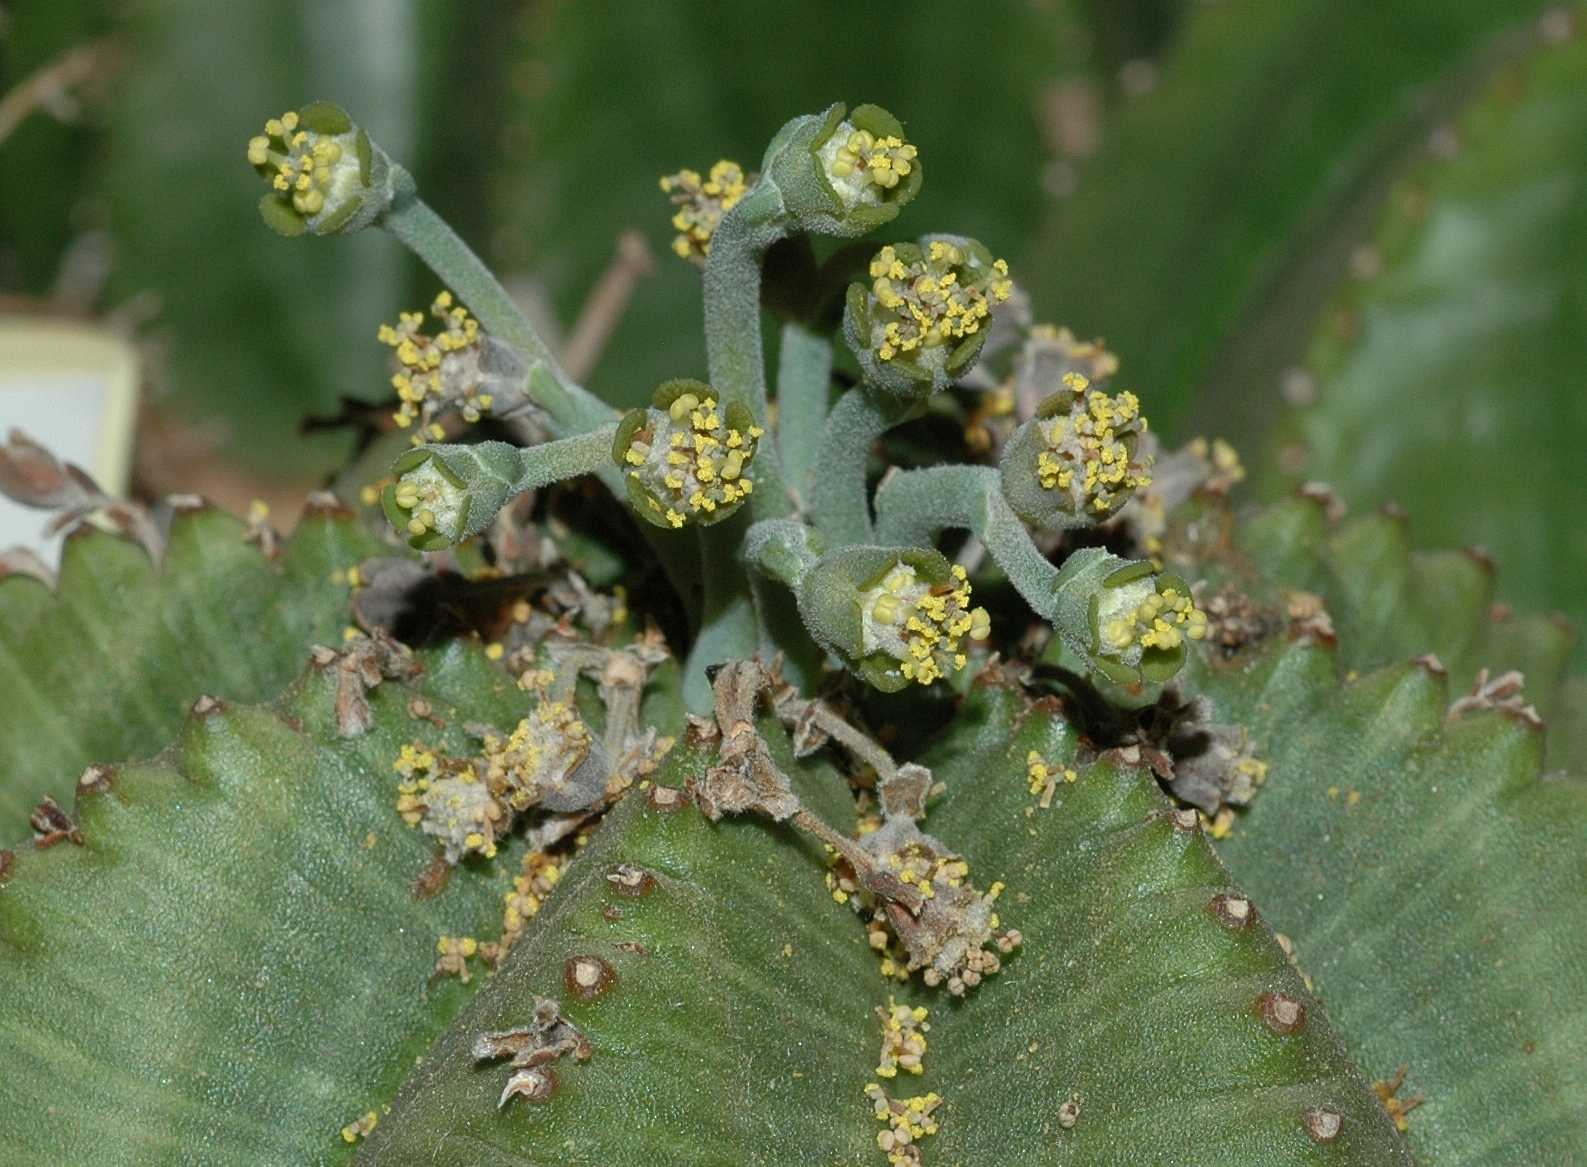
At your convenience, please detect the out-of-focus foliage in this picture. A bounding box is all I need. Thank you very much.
[1259,32,1587,651]
[1021,0,1553,436]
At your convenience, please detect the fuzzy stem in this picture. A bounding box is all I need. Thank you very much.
[873,464,1104,633]
[774,322,833,508]
[702,181,791,516]
[381,194,613,436]
[807,386,921,544]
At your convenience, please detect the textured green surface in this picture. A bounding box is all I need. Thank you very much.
[365,679,1406,1165]
[1260,29,1587,650]
[1234,496,1578,732]
[0,662,522,1164]
[1023,0,1549,438]
[1199,637,1587,1163]
[913,680,1409,1164]
[0,504,386,831]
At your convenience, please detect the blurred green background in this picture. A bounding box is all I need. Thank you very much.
[1,0,1582,647]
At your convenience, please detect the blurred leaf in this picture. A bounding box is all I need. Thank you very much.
[103,0,422,477]
[0,0,110,294]
[491,0,1103,409]
[1022,0,1552,437]
[1258,25,1587,657]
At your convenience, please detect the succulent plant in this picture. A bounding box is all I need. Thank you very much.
[3,14,1586,1166]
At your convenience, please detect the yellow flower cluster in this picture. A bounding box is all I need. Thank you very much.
[865,1083,942,1166]
[869,241,1013,362]
[1035,371,1153,515]
[864,563,991,686]
[247,110,344,217]
[827,128,917,192]
[875,998,930,1078]
[1025,750,1078,797]
[660,160,750,264]
[622,389,763,528]
[377,291,489,442]
[1101,585,1209,653]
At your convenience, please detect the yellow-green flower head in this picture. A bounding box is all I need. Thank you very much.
[859,560,991,688]
[384,451,470,548]
[1002,369,1154,525]
[614,379,764,529]
[659,160,752,265]
[247,102,394,236]
[819,124,917,207]
[845,237,1014,396]
[378,291,512,443]
[1090,562,1207,686]
[761,102,922,237]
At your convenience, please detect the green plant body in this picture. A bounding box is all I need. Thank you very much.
[2,17,1586,1165]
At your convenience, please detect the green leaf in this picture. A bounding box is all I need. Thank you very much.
[0,503,385,831]
[1231,495,1578,743]
[1256,28,1587,653]
[364,680,1405,1164]
[1195,636,1587,1162]
[1021,1,1551,437]
[0,660,525,1162]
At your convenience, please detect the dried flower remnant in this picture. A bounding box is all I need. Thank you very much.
[875,998,931,1078]
[339,1109,380,1145]
[1373,1066,1426,1133]
[856,817,1022,996]
[865,1083,943,1166]
[433,935,480,983]
[474,998,593,1109]
[376,291,531,443]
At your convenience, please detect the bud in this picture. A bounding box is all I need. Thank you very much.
[1000,370,1153,526]
[659,160,753,265]
[798,546,991,691]
[844,237,1014,396]
[377,291,528,442]
[1087,560,1207,686]
[381,443,520,551]
[761,102,922,236]
[247,102,401,236]
[613,379,764,529]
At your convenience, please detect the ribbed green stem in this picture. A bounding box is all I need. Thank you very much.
[807,386,920,544]
[774,323,833,508]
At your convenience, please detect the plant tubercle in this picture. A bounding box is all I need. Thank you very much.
[249,99,1205,710]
